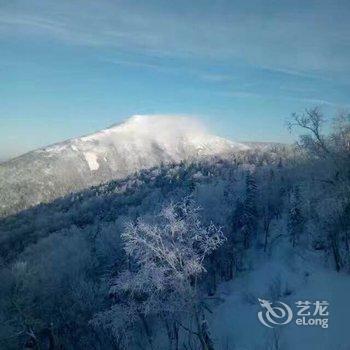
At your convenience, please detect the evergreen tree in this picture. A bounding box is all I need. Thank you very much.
[242,172,258,248]
[288,186,304,247]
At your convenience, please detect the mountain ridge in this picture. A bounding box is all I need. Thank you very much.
[0,115,251,217]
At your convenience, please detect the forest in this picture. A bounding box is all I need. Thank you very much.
[0,107,349,349]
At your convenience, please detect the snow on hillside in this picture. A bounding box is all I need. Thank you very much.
[210,242,349,350]
[38,115,249,171]
[0,115,249,216]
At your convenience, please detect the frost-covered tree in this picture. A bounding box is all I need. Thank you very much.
[288,187,304,247]
[242,172,258,249]
[94,198,225,349]
[287,107,330,158]
[258,169,284,251]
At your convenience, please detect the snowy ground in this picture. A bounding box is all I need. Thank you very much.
[210,240,350,350]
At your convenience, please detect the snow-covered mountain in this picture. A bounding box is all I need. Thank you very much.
[0,115,249,217]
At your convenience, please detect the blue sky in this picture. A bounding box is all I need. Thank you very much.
[1,0,350,160]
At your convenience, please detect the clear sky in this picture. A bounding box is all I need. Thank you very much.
[1,0,350,160]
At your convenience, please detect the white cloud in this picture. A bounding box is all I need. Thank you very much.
[0,0,349,79]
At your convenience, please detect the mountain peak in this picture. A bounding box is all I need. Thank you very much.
[39,115,249,160]
[78,114,205,143]
[0,115,249,216]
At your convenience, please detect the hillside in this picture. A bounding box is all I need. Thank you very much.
[0,115,248,217]
[0,141,349,349]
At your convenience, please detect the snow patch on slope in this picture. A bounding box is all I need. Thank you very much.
[210,241,350,350]
[84,152,99,171]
